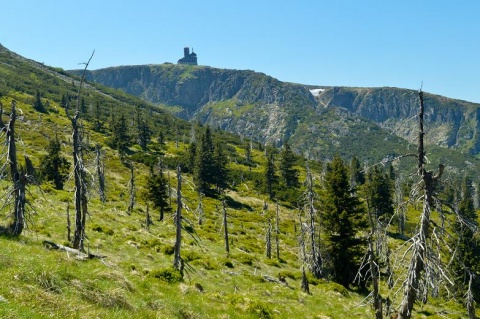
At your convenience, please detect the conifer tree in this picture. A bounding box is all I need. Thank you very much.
[264,153,278,200]
[60,94,68,108]
[93,101,103,132]
[39,136,70,190]
[33,90,47,113]
[322,155,367,287]
[187,141,197,173]
[212,140,229,193]
[146,163,170,221]
[80,97,87,115]
[194,126,215,193]
[453,176,480,315]
[110,113,131,156]
[350,156,365,187]
[279,142,299,188]
[137,118,151,150]
[364,166,394,225]
[136,106,151,150]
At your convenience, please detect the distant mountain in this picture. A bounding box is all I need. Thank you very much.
[315,86,480,155]
[72,64,480,170]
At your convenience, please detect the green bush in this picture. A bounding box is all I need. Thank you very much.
[162,245,175,255]
[191,258,218,270]
[322,281,349,297]
[148,268,183,283]
[233,253,256,266]
[91,223,114,235]
[278,270,299,280]
[248,300,273,319]
[263,258,281,268]
[222,259,234,268]
[183,250,201,262]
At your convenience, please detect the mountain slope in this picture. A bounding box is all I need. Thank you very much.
[1,44,477,319]
[316,86,480,154]
[0,44,384,319]
[74,63,480,175]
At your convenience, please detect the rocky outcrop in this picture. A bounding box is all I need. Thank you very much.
[77,64,480,156]
[80,64,317,146]
[316,87,480,154]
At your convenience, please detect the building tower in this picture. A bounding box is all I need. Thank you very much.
[178,47,198,65]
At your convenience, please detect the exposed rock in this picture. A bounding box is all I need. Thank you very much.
[73,64,480,159]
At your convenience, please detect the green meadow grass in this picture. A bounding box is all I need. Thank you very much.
[0,81,476,319]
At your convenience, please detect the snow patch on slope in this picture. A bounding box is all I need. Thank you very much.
[309,88,325,97]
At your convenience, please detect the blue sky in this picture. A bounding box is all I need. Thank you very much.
[1,1,479,102]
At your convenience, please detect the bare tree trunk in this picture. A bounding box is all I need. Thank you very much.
[266,218,272,258]
[66,202,71,242]
[397,90,444,319]
[127,163,135,215]
[305,168,322,278]
[364,194,383,319]
[368,235,383,319]
[6,101,26,236]
[466,271,476,319]
[301,266,310,294]
[173,166,183,271]
[168,171,172,207]
[145,202,151,231]
[95,144,106,203]
[275,201,280,260]
[395,175,406,235]
[0,100,4,129]
[197,191,204,225]
[298,209,311,293]
[70,50,94,251]
[222,199,230,256]
[71,111,88,251]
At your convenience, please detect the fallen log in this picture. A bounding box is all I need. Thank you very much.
[43,240,106,260]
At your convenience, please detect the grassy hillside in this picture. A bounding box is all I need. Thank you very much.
[0,94,377,318]
[0,44,477,318]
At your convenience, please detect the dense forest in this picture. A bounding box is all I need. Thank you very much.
[0,44,479,318]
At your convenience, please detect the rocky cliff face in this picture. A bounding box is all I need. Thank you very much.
[78,64,480,157]
[82,64,317,146]
[316,87,480,154]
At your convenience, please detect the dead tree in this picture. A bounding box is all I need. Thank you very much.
[466,271,476,319]
[66,202,71,242]
[4,101,28,235]
[173,165,183,271]
[127,163,135,215]
[95,144,106,203]
[275,201,280,260]
[301,266,310,294]
[0,100,4,130]
[145,202,152,231]
[368,234,382,319]
[197,191,204,225]
[361,208,383,319]
[298,209,310,294]
[266,218,272,258]
[68,51,94,251]
[397,90,445,319]
[301,167,322,278]
[222,199,230,256]
[395,174,406,235]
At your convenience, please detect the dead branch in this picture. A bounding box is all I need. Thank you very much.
[43,240,105,260]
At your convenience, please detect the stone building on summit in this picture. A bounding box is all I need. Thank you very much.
[177,47,197,65]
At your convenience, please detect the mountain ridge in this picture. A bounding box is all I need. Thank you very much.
[71,63,480,162]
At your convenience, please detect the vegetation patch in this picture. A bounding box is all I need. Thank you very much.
[148,268,183,283]
[72,279,132,310]
[232,252,257,266]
